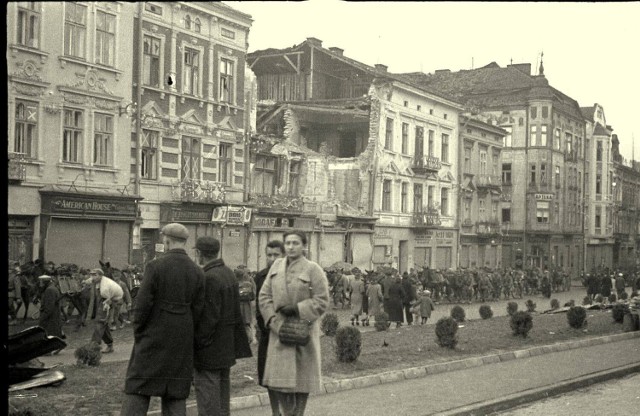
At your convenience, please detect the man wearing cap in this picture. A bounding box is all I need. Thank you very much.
[193,236,251,416]
[121,223,205,416]
[87,268,123,354]
[37,275,64,340]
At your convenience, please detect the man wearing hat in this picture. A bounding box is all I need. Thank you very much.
[86,268,123,354]
[121,223,206,416]
[192,236,251,416]
[38,275,64,341]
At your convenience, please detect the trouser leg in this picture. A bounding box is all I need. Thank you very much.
[160,397,187,416]
[120,393,151,416]
[267,389,281,416]
[194,367,230,416]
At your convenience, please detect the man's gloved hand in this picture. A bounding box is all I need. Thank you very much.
[278,304,298,317]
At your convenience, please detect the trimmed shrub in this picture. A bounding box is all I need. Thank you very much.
[608,294,617,303]
[507,301,518,316]
[450,305,466,322]
[510,311,533,338]
[582,296,592,306]
[374,312,390,332]
[320,313,339,336]
[550,299,560,310]
[595,294,604,303]
[567,306,587,329]
[479,304,493,320]
[525,299,536,313]
[612,303,629,324]
[74,343,102,367]
[435,317,458,349]
[620,291,629,300]
[334,326,362,363]
[565,299,576,307]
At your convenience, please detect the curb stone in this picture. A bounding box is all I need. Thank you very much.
[148,331,640,413]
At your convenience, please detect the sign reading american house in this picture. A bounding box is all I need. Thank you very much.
[41,193,137,219]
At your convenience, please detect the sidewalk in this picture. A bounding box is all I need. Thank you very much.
[226,334,640,416]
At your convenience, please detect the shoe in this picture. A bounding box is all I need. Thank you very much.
[102,345,114,354]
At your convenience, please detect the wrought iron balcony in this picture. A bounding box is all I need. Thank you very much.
[412,212,442,228]
[412,155,441,174]
[476,219,501,236]
[248,192,303,212]
[8,152,26,182]
[171,179,226,203]
[475,174,502,189]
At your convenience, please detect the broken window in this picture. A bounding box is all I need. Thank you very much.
[288,160,301,196]
[253,155,277,194]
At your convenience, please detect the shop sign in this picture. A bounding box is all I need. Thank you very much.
[229,230,240,237]
[162,205,212,223]
[435,230,454,246]
[216,129,236,140]
[43,194,137,219]
[294,217,316,231]
[534,194,554,200]
[226,206,250,225]
[252,215,295,230]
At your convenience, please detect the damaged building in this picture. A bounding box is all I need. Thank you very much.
[247,38,464,272]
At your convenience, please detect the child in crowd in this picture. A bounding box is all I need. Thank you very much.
[411,290,436,325]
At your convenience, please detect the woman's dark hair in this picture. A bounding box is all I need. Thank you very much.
[266,240,285,253]
[283,230,307,246]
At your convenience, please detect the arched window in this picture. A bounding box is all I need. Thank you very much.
[194,18,201,33]
[184,15,191,30]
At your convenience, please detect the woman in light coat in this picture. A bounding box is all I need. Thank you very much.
[366,276,383,320]
[259,230,330,416]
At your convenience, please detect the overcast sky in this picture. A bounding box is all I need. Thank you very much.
[225,1,640,161]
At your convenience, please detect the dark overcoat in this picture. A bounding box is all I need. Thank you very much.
[38,283,63,338]
[194,258,251,371]
[124,249,205,399]
[386,281,405,322]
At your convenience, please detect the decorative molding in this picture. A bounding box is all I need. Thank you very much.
[12,59,44,82]
[12,83,44,97]
[66,68,115,96]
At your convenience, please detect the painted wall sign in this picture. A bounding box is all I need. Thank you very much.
[160,204,212,223]
[534,194,554,200]
[42,194,137,219]
[226,206,245,225]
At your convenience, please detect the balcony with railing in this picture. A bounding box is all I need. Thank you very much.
[412,207,442,228]
[171,179,226,203]
[248,192,304,212]
[476,219,501,236]
[8,152,27,183]
[475,174,502,189]
[412,155,441,174]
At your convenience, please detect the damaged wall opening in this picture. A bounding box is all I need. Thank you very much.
[304,122,369,157]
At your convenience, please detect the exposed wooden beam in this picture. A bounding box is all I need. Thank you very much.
[283,55,299,74]
[249,56,261,69]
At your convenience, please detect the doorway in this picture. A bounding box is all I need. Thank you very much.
[399,240,409,274]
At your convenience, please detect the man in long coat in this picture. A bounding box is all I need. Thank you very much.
[121,223,205,416]
[193,236,252,416]
[38,275,64,339]
[349,272,365,325]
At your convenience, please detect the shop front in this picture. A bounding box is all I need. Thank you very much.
[413,228,457,271]
[501,234,524,269]
[39,191,139,269]
[9,185,41,264]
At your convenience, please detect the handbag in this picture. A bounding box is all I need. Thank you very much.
[278,316,311,346]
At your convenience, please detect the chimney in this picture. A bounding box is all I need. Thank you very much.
[306,37,323,47]
[374,63,388,73]
[329,47,343,56]
[507,63,532,75]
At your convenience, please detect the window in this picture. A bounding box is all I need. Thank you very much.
[492,151,499,176]
[502,163,512,184]
[519,117,524,126]
[540,163,547,184]
[143,35,161,87]
[566,132,573,153]
[492,201,499,222]
[536,201,549,223]
[184,15,191,30]
[194,18,201,33]
[444,113,448,120]
[595,206,602,230]
[14,100,38,158]
[530,164,536,184]
[64,3,87,58]
[596,141,603,161]
[218,143,232,185]
[554,202,560,225]
[382,180,391,211]
[413,184,423,213]
[403,101,408,107]
[401,123,409,154]
[221,28,235,39]
[141,130,158,180]
[542,106,548,118]
[416,105,421,111]
[17,2,40,48]
[63,108,83,163]
[530,125,538,146]
[502,208,511,223]
[414,126,424,157]
[540,125,548,147]
[183,48,200,95]
[401,182,408,213]
[464,147,472,174]
[145,3,162,15]
[95,10,115,66]
[253,155,276,194]
[554,129,561,150]
[93,113,113,166]
[479,148,487,175]
[530,106,537,119]
[441,134,449,162]
[555,165,560,188]
[503,126,512,147]
[464,199,471,220]
[289,160,300,196]
[429,109,433,115]
[479,199,486,221]
[427,185,434,209]
[440,188,448,216]
[384,118,393,150]
[181,137,200,180]
[218,58,235,103]
[596,174,602,195]
[428,130,434,156]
